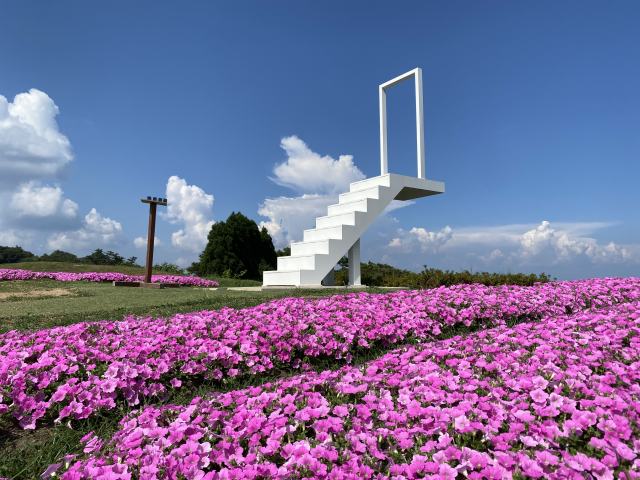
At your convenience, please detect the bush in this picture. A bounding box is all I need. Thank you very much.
[192,212,277,280]
[0,246,35,264]
[153,263,184,275]
[38,250,78,263]
[80,249,137,266]
[335,261,551,288]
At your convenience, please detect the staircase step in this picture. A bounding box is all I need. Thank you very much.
[349,174,391,193]
[339,186,382,204]
[327,198,370,216]
[277,254,317,270]
[262,269,302,286]
[291,239,331,256]
[303,224,348,242]
[316,211,361,229]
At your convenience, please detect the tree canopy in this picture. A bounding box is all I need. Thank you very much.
[193,212,276,280]
[39,250,78,263]
[0,245,35,264]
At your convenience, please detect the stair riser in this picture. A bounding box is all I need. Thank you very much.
[291,241,330,256]
[304,226,344,242]
[339,186,381,204]
[277,255,316,270]
[263,270,300,286]
[316,212,357,229]
[327,199,369,216]
[349,175,391,193]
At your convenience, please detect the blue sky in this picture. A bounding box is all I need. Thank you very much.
[1,1,639,279]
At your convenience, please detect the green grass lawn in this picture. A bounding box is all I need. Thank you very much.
[0,261,281,331]
[0,279,369,333]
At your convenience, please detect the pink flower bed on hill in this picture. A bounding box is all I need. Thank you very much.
[0,268,218,287]
[0,278,638,429]
[54,300,640,479]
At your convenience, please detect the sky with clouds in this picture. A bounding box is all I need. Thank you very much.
[1,1,639,278]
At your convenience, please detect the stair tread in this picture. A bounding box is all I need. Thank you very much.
[304,224,349,233]
[282,253,326,259]
[330,198,368,207]
[316,211,359,220]
[264,268,312,273]
[291,239,329,245]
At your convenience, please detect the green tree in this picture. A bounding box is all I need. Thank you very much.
[82,249,126,265]
[259,227,277,275]
[195,212,277,280]
[39,250,78,263]
[0,245,35,264]
[124,256,138,266]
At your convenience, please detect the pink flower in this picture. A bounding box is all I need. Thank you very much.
[454,415,471,432]
[615,442,635,461]
[519,456,544,478]
[438,463,458,479]
[530,388,549,403]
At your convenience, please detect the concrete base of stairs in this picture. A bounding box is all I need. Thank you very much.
[261,284,369,291]
[224,285,408,292]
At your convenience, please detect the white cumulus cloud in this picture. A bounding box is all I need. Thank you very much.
[519,220,629,264]
[0,89,73,183]
[47,208,122,251]
[0,88,128,254]
[384,220,636,277]
[259,136,366,248]
[258,194,335,248]
[10,182,78,219]
[271,136,365,194]
[389,226,453,253]
[133,236,162,248]
[0,229,28,247]
[165,175,214,253]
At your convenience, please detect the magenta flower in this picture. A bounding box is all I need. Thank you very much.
[0,268,219,287]
[48,294,640,479]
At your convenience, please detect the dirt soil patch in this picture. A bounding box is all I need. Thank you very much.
[0,288,75,300]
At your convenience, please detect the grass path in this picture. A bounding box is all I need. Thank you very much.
[0,279,369,333]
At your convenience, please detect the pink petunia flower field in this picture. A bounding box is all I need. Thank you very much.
[0,268,219,287]
[1,278,639,478]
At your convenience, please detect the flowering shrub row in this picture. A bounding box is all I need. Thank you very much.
[53,300,640,479]
[0,268,219,287]
[1,278,638,429]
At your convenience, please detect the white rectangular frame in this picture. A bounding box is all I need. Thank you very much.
[379,68,425,179]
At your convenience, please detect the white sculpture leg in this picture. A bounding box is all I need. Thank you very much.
[348,239,361,286]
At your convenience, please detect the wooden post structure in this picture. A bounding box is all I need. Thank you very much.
[140,196,167,285]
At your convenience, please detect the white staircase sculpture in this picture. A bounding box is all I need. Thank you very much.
[262,174,444,287]
[263,67,445,287]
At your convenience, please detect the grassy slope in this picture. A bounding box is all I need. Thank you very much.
[0,280,364,333]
